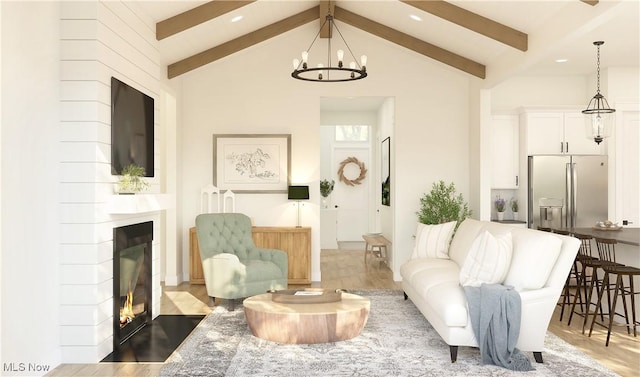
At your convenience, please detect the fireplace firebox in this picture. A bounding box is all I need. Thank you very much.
[113,221,153,348]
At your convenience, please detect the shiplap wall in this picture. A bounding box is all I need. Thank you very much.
[59,1,162,362]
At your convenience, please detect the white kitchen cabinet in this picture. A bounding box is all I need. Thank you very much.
[491,115,519,188]
[522,110,605,155]
[615,108,639,227]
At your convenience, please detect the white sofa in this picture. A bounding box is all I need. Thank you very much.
[400,218,580,363]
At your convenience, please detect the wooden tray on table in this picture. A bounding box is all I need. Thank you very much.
[269,288,344,304]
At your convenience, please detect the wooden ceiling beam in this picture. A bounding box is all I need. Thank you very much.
[401,0,528,52]
[319,0,335,38]
[167,6,319,79]
[334,6,485,79]
[156,1,256,41]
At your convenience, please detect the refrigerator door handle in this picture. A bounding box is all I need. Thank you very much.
[565,162,577,229]
[572,162,578,228]
[565,163,572,228]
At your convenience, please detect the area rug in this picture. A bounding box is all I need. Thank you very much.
[160,290,618,377]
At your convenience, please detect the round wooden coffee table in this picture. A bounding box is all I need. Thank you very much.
[243,292,370,344]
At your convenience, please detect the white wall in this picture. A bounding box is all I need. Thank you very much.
[1,1,61,373]
[177,22,471,282]
[2,1,166,371]
[57,0,164,363]
[377,98,394,264]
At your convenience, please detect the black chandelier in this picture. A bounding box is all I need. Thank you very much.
[582,41,615,144]
[291,10,367,82]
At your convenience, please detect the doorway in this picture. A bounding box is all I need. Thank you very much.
[319,97,389,245]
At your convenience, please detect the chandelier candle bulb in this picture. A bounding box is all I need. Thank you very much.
[292,59,300,70]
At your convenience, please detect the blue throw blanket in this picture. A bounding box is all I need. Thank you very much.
[463,284,533,371]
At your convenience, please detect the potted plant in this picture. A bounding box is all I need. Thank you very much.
[117,164,150,194]
[510,198,519,220]
[417,180,472,228]
[494,196,506,220]
[320,179,335,208]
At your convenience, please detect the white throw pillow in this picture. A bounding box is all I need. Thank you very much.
[411,221,457,259]
[459,230,513,287]
[503,231,562,291]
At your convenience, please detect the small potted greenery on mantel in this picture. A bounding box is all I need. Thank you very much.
[117,164,150,194]
[417,180,472,229]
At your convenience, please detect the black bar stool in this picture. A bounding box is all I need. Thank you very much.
[554,230,580,321]
[567,233,598,326]
[575,235,621,334]
[588,238,640,346]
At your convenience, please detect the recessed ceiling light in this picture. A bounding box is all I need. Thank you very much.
[231,15,243,23]
[555,58,568,63]
[410,14,422,22]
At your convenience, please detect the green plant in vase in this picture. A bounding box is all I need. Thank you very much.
[417,180,471,228]
[320,179,335,208]
[510,198,519,220]
[495,196,506,220]
[117,164,150,193]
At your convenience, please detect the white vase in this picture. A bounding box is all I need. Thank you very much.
[497,212,505,221]
[322,197,329,209]
[513,211,519,220]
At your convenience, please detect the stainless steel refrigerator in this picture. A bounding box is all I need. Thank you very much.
[528,155,608,229]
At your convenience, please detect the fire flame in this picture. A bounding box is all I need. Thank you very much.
[120,290,135,327]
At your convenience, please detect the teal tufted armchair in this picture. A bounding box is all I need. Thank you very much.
[195,213,288,303]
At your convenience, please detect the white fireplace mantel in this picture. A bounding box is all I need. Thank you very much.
[106,194,175,214]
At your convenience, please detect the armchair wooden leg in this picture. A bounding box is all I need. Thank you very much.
[533,352,543,363]
[403,292,408,300]
[208,296,216,307]
[449,346,458,363]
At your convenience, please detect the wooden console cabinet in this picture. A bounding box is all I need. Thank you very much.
[189,226,311,285]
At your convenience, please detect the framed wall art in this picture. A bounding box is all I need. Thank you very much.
[213,134,291,193]
[381,136,390,206]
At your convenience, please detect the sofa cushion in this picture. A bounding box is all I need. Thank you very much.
[424,281,469,327]
[448,218,485,267]
[411,221,457,259]
[459,230,513,287]
[400,258,456,283]
[503,230,562,291]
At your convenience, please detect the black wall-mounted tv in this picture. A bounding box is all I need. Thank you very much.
[111,77,154,177]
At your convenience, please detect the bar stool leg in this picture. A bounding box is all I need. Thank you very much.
[589,271,612,338]
[630,276,638,337]
[605,275,623,346]
[582,267,605,334]
[568,262,588,326]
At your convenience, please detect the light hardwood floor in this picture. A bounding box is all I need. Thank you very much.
[48,249,638,376]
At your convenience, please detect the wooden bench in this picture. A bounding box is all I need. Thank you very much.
[362,234,390,265]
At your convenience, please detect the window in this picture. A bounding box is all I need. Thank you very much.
[335,125,369,142]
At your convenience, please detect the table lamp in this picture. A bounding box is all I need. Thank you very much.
[288,185,309,227]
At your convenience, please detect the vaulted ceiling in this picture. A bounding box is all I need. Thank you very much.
[134,0,639,85]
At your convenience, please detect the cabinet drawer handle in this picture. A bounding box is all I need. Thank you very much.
[560,142,564,153]
[566,142,569,153]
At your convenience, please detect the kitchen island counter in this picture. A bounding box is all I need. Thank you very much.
[554,227,640,246]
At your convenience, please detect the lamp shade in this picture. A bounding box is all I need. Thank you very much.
[288,185,309,200]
